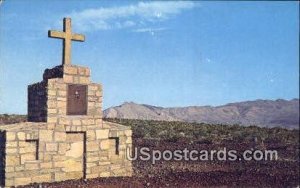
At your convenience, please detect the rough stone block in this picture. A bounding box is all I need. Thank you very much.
[46,143,58,152]
[58,118,68,125]
[56,83,67,90]
[40,162,52,169]
[5,179,14,187]
[19,145,36,153]
[87,156,99,163]
[86,163,97,168]
[86,173,98,179]
[14,177,32,186]
[86,141,99,152]
[64,75,73,83]
[79,76,89,84]
[78,67,90,76]
[47,123,56,130]
[95,91,102,97]
[100,172,111,177]
[43,154,52,162]
[6,141,18,148]
[6,155,20,166]
[72,119,81,126]
[124,130,132,137]
[25,163,39,170]
[48,108,57,114]
[126,137,132,144]
[55,172,66,181]
[17,132,26,140]
[100,140,110,150]
[55,132,66,142]
[39,130,53,141]
[65,171,84,180]
[58,90,67,96]
[47,116,57,123]
[47,100,57,108]
[54,161,65,168]
[58,143,67,154]
[20,153,36,164]
[6,132,16,141]
[64,66,78,75]
[96,129,109,139]
[5,166,15,173]
[32,174,52,183]
[48,90,57,96]
[58,108,67,115]
[6,148,18,153]
[87,131,96,141]
[89,85,98,91]
[57,101,66,108]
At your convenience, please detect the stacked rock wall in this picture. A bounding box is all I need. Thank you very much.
[0,64,133,187]
[0,131,6,186]
[28,81,47,122]
[0,122,132,187]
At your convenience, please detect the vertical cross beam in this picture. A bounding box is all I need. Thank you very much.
[48,18,85,65]
[63,18,72,66]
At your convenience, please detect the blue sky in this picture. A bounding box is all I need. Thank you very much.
[0,1,299,114]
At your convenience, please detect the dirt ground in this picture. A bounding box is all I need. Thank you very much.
[20,138,299,188]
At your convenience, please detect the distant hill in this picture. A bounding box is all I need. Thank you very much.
[104,99,299,129]
[0,114,26,125]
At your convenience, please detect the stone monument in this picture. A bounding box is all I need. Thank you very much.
[0,18,132,187]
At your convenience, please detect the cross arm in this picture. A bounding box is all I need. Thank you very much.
[48,30,65,39]
[72,34,85,42]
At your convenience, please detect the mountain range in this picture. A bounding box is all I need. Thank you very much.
[104,99,299,129]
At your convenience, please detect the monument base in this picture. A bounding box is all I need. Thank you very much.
[0,121,133,187]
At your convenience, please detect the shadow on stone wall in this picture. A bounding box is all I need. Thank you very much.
[0,131,6,186]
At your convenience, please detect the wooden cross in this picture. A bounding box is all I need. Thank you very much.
[48,17,85,65]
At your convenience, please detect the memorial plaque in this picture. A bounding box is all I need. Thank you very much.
[67,84,87,115]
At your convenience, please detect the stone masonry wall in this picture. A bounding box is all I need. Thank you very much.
[0,131,5,186]
[0,64,133,187]
[0,122,132,187]
[43,65,90,85]
[28,65,97,123]
[28,81,47,122]
[46,78,103,126]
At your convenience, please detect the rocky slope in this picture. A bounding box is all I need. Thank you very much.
[104,99,299,129]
